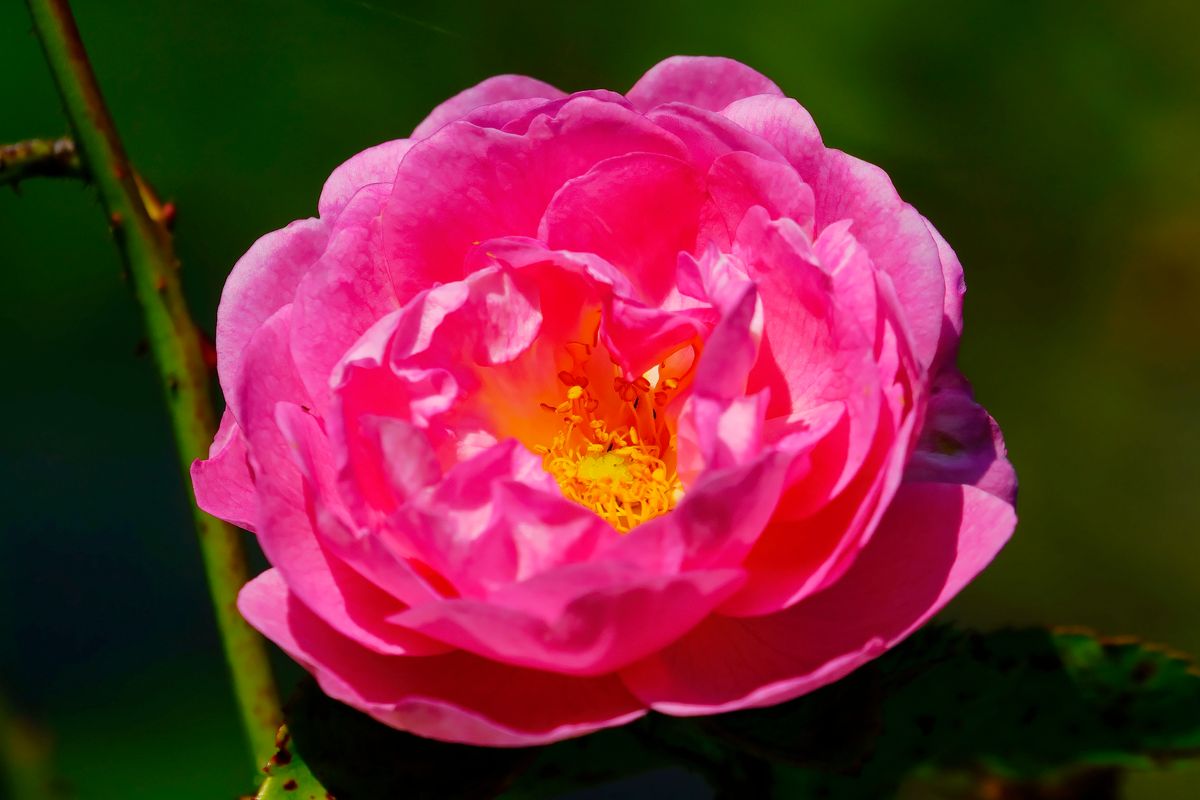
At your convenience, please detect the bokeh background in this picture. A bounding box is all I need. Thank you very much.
[2,1,1198,797]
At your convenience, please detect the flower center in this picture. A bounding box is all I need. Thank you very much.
[535,346,684,533]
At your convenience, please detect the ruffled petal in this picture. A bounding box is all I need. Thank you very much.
[722,400,914,616]
[619,482,1016,714]
[396,440,611,597]
[721,96,945,370]
[807,150,944,370]
[239,570,646,746]
[392,562,744,676]
[616,446,798,574]
[238,308,442,650]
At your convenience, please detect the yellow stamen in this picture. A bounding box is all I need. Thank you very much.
[538,353,684,533]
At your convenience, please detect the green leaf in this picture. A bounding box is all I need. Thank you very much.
[708,626,1200,798]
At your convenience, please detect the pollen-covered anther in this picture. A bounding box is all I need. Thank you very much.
[539,356,683,533]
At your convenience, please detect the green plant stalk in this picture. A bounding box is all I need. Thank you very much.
[0,137,81,186]
[25,0,281,773]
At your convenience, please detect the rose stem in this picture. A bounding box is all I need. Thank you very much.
[24,0,282,774]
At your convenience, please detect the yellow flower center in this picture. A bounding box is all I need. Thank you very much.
[534,346,684,533]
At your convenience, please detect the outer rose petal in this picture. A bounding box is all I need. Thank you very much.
[318,138,415,217]
[216,219,327,415]
[190,409,256,532]
[628,56,782,112]
[646,103,789,172]
[292,185,399,414]
[806,150,945,370]
[411,75,567,139]
[720,95,946,370]
[238,308,442,651]
[924,217,967,373]
[618,482,1016,714]
[719,95,824,177]
[239,570,646,746]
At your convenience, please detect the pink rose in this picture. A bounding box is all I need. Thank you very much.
[192,56,1016,747]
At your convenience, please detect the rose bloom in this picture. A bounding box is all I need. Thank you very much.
[192,57,1016,746]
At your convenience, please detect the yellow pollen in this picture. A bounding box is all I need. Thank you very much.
[538,356,684,533]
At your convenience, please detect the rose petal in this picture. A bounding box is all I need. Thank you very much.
[412,75,566,139]
[702,150,815,248]
[924,217,967,374]
[719,94,824,177]
[238,308,442,650]
[628,56,782,112]
[239,569,646,746]
[540,152,706,306]
[397,440,611,597]
[619,482,1016,714]
[216,220,327,416]
[292,184,399,413]
[318,138,414,217]
[384,96,688,301]
[647,102,789,171]
[392,562,745,676]
[190,409,256,532]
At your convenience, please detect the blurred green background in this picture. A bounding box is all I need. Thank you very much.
[1,1,1197,797]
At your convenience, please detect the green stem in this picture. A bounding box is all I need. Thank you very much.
[24,0,281,774]
[0,137,81,186]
